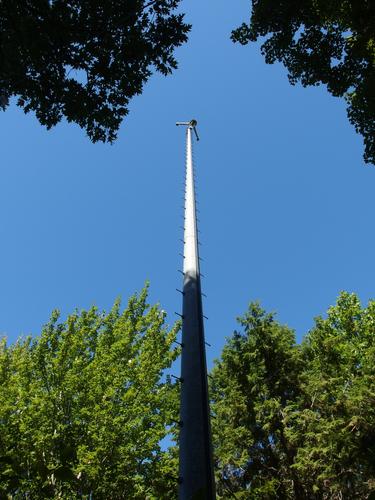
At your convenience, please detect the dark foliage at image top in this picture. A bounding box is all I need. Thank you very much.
[0,0,190,142]
[233,0,375,165]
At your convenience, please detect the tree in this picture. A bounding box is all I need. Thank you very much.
[232,1,375,165]
[210,293,375,498]
[0,287,181,499]
[210,303,305,499]
[0,1,190,142]
[293,292,375,498]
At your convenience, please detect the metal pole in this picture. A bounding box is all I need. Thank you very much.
[177,120,216,500]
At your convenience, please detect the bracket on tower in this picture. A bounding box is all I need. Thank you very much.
[176,119,200,141]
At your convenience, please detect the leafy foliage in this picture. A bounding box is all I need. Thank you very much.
[0,287,180,499]
[295,292,375,498]
[210,293,375,498]
[233,0,375,165]
[0,0,190,142]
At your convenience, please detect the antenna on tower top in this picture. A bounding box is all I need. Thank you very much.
[176,119,200,141]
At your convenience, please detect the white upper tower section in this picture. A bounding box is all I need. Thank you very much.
[183,124,200,279]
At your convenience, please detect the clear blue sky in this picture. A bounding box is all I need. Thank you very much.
[1,1,374,369]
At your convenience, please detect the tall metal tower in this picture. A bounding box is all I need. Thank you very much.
[176,120,216,500]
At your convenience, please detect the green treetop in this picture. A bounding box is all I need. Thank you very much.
[0,286,180,499]
[210,292,375,499]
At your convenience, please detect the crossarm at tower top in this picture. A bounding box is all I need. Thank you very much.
[176,119,200,141]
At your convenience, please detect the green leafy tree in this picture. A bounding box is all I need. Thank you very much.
[0,0,189,142]
[233,1,375,165]
[210,293,375,498]
[210,303,304,499]
[0,287,180,499]
[291,292,375,498]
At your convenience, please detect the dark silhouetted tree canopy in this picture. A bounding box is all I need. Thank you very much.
[233,0,375,165]
[0,0,189,142]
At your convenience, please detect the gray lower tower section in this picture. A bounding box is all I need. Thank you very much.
[177,122,216,500]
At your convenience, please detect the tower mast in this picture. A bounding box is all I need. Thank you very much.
[176,120,215,499]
